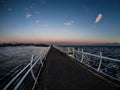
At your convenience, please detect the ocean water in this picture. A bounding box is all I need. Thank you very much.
[0,46,47,78]
[77,46,120,60]
[0,46,120,80]
[75,46,120,79]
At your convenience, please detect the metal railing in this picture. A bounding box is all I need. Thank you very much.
[54,46,120,82]
[3,46,51,90]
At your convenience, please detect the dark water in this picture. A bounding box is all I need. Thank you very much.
[77,46,120,60]
[0,46,47,78]
[75,46,120,80]
[0,46,120,80]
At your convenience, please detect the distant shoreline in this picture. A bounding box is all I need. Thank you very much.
[0,43,120,47]
[0,43,49,47]
[56,43,120,47]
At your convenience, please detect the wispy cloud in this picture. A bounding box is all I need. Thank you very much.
[64,20,74,26]
[35,20,40,23]
[95,13,102,23]
[8,8,12,11]
[26,13,32,19]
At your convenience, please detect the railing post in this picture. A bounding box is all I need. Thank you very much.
[81,49,84,63]
[97,51,102,72]
[31,55,34,63]
[67,47,69,54]
[78,48,80,52]
[40,58,43,67]
[62,47,64,52]
[72,48,75,57]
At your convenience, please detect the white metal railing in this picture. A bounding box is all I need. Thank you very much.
[54,46,120,82]
[3,46,51,90]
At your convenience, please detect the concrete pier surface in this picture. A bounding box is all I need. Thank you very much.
[37,47,119,90]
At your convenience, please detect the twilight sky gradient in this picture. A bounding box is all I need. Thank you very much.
[0,0,120,44]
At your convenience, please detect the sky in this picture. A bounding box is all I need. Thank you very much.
[0,0,120,44]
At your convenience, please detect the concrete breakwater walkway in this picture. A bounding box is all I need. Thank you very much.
[37,47,119,90]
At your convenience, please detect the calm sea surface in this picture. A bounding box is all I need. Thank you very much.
[77,46,120,59]
[76,46,120,79]
[0,46,120,79]
[0,46,47,77]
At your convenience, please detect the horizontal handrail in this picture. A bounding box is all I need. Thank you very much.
[32,46,51,90]
[3,63,31,90]
[3,46,51,90]
[54,46,120,82]
[13,57,41,90]
[74,50,120,62]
